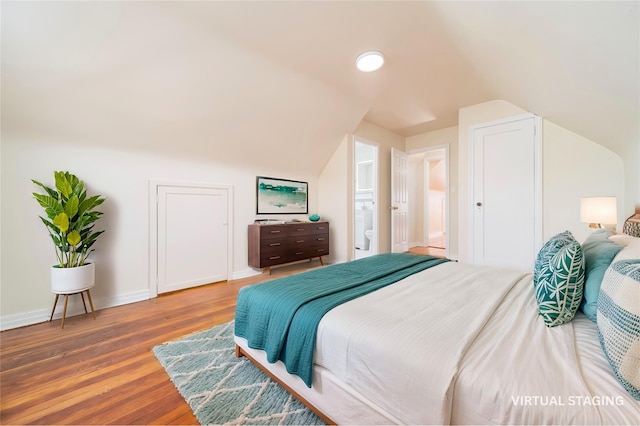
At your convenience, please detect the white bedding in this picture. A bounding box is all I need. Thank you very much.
[237,261,640,424]
[315,261,525,424]
[450,267,640,424]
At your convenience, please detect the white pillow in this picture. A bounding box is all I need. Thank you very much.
[609,234,640,262]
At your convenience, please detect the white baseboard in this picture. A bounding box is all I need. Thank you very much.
[1,263,315,331]
[0,289,150,331]
[232,268,262,280]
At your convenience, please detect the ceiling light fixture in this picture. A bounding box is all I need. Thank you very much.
[356,50,385,72]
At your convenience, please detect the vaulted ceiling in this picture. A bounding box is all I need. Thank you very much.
[3,1,638,175]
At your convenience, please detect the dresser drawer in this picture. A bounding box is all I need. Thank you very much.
[307,234,328,246]
[263,246,326,266]
[308,223,329,234]
[287,235,314,248]
[260,249,291,267]
[248,222,330,271]
[260,225,288,240]
[287,224,313,237]
[309,245,329,257]
[259,238,287,251]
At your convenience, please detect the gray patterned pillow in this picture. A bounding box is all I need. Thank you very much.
[597,260,640,400]
[534,231,585,327]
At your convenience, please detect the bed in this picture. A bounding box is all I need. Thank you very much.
[234,232,640,424]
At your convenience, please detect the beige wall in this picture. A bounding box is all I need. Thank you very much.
[407,155,426,247]
[406,126,458,257]
[318,135,350,264]
[456,99,625,263]
[318,121,404,263]
[543,121,625,243]
[1,100,629,329]
[622,137,640,216]
[1,138,320,329]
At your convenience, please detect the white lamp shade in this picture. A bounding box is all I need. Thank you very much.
[580,197,617,224]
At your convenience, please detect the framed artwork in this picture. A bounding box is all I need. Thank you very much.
[256,176,308,214]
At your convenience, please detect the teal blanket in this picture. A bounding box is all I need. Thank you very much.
[234,253,448,387]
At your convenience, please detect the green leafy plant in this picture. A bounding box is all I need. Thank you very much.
[32,171,106,268]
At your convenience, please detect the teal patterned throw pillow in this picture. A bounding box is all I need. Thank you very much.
[534,231,585,327]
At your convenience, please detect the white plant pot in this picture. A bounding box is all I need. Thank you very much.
[51,262,95,294]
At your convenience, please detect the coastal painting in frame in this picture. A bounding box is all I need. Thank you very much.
[256,176,308,214]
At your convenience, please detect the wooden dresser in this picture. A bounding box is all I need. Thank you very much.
[248,221,329,273]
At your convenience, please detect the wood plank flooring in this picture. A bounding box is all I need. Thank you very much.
[1,251,445,425]
[0,262,317,425]
[408,245,445,258]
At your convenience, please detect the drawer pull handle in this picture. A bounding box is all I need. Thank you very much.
[296,240,304,243]
[297,228,305,231]
[317,237,325,241]
[269,242,281,247]
[318,227,325,230]
[270,230,281,234]
[295,252,304,255]
[317,249,326,253]
[269,256,281,260]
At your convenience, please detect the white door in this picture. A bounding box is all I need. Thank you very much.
[471,115,541,271]
[391,148,409,253]
[157,185,228,294]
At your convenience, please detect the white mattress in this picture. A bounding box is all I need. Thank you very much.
[237,261,640,424]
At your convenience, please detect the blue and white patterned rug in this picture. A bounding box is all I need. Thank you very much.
[153,321,325,425]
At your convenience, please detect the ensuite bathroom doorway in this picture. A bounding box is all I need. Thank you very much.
[354,139,379,260]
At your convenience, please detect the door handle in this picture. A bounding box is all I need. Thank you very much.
[476,202,482,207]
[389,206,399,210]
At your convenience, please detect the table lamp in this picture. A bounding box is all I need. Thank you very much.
[580,196,617,228]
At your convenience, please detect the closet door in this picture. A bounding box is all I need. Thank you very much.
[471,115,542,272]
[157,185,229,294]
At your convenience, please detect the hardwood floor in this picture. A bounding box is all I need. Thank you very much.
[408,245,446,258]
[0,262,317,425]
[0,250,447,425]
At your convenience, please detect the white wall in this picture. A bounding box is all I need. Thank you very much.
[429,189,446,239]
[428,160,446,241]
[543,121,624,243]
[622,137,640,216]
[318,135,350,264]
[406,156,447,249]
[0,139,318,329]
[2,100,627,329]
[457,100,625,263]
[318,121,404,263]
[407,155,425,247]
[2,1,367,330]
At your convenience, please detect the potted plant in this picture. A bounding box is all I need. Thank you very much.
[32,171,106,293]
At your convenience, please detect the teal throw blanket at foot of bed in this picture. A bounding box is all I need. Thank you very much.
[234,253,449,386]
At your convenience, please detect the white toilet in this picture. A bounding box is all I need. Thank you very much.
[364,229,373,248]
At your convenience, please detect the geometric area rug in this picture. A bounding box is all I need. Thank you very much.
[153,321,325,425]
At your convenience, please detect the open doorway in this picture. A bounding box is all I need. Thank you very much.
[407,147,448,258]
[354,139,378,259]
